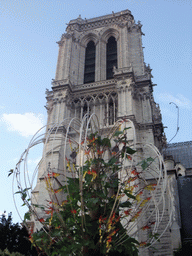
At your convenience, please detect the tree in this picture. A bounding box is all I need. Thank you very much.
[27,128,156,255]
[0,212,38,256]
[14,118,169,255]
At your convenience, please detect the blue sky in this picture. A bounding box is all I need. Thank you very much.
[0,0,192,223]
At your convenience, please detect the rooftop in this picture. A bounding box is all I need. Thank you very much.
[66,9,134,32]
[163,141,192,169]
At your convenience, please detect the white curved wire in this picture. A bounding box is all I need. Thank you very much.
[13,114,172,250]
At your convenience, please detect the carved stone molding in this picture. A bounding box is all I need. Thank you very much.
[45,88,53,97]
[52,79,72,88]
[113,66,133,76]
[57,32,74,45]
[131,86,151,101]
[65,10,134,33]
[44,100,53,114]
[127,21,144,35]
[151,96,162,123]
[74,79,116,91]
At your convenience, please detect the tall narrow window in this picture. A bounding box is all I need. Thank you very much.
[104,94,118,126]
[108,99,114,125]
[82,102,91,128]
[83,102,88,118]
[106,36,117,80]
[84,41,95,84]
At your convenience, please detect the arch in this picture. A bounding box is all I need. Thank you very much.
[80,33,99,48]
[84,40,96,84]
[102,92,118,126]
[101,28,119,44]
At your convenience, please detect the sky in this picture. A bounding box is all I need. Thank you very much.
[0,0,191,223]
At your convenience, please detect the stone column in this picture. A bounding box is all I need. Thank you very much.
[117,36,122,69]
[117,87,122,117]
[80,102,83,120]
[78,45,86,85]
[55,41,65,80]
[100,40,106,81]
[106,98,109,127]
[95,41,100,81]
[122,86,126,116]
[122,26,129,68]
[62,99,67,120]
[56,100,62,124]
[99,99,103,127]
[142,93,152,123]
[64,37,73,80]
[117,29,123,68]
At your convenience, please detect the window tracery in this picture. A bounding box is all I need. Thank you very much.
[69,92,118,127]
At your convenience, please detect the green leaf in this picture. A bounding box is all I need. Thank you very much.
[127,237,140,245]
[147,157,154,162]
[85,173,92,183]
[32,204,45,210]
[15,191,22,194]
[113,131,123,137]
[35,238,43,243]
[102,138,111,147]
[23,187,31,192]
[141,160,148,170]
[124,190,136,199]
[97,135,102,145]
[24,212,31,221]
[108,157,117,165]
[92,198,99,204]
[52,229,61,237]
[138,157,154,170]
[126,147,137,155]
[21,192,27,200]
[114,139,120,143]
[8,169,14,177]
[119,201,132,207]
[32,204,39,207]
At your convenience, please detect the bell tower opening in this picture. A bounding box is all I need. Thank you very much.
[84,41,96,84]
[106,36,117,80]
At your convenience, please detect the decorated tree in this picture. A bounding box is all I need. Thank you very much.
[12,116,171,255]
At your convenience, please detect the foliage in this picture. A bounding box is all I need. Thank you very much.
[22,123,160,256]
[12,119,166,255]
[0,212,37,256]
[0,248,24,256]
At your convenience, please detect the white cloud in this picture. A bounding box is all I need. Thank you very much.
[1,112,45,137]
[157,93,192,110]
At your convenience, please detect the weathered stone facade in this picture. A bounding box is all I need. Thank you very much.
[49,10,165,149]
[32,10,183,255]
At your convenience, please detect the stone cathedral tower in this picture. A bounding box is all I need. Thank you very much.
[32,10,182,256]
[48,9,165,149]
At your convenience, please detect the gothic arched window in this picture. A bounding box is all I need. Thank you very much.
[104,93,118,126]
[106,36,117,80]
[84,41,96,84]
